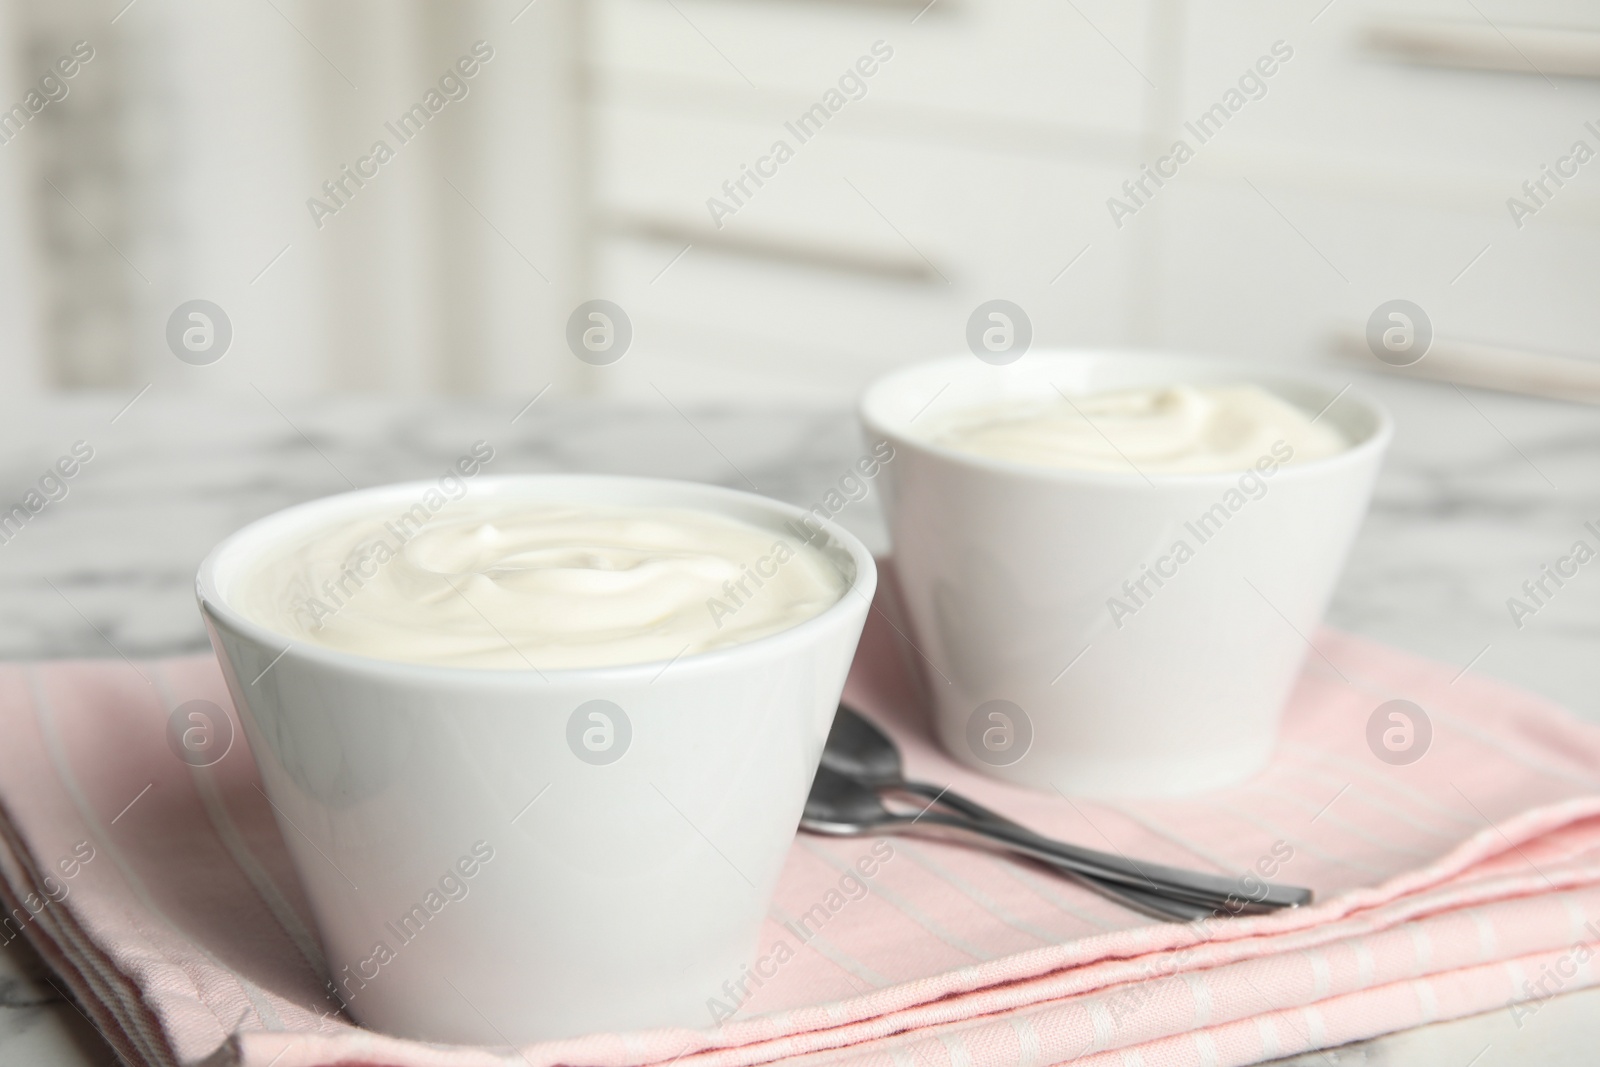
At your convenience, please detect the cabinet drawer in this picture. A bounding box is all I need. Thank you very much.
[589,107,1145,402]
[1142,172,1600,368]
[1172,0,1600,184]
[591,0,1156,139]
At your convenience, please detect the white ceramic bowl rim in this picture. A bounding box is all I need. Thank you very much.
[860,350,1394,488]
[195,473,878,685]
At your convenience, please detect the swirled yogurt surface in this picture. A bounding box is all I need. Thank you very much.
[925,384,1347,474]
[230,501,848,670]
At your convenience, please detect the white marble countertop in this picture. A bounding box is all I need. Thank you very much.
[2,371,1598,1065]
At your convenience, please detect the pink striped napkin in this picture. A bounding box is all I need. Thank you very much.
[3,594,1600,1067]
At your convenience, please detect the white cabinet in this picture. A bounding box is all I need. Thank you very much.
[591,102,1142,402]
[586,0,1600,402]
[1144,0,1600,364]
[593,0,1156,135]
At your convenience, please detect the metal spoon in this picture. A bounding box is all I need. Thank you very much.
[818,705,1312,913]
[801,764,1213,921]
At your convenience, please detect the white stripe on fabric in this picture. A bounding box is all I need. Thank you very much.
[1255,1015,1281,1059]
[1561,892,1590,946]
[1206,800,1389,877]
[1001,861,1116,932]
[896,840,1059,944]
[0,809,174,1067]
[1572,895,1600,984]
[1430,707,1600,792]
[1087,997,1115,1052]
[1120,1050,1146,1067]
[1304,950,1332,998]
[938,1033,975,1067]
[796,838,994,961]
[1182,971,1213,1026]
[1302,1004,1328,1047]
[29,666,284,1034]
[1237,784,1433,859]
[1413,978,1439,1023]
[889,1044,918,1067]
[152,665,329,983]
[1267,761,1460,840]
[1009,1015,1043,1067]
[1503,960,1528,997]
[1472,910,1498,960]
[1098,803,1236,872]
[1410,924,1434,972]
[1354,939,1376,988]
[767,904,890,989]
[1192,1030,1220,1067]
[1278,741,1478,827]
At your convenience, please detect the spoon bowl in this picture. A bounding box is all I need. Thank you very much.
[801,761,1216,921]
[812,704,1314,914]
[820,708,905,785]
[803,764,897,833]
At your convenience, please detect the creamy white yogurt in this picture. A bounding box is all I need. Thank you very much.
[230,501,847,670]
[925,384,1347,474]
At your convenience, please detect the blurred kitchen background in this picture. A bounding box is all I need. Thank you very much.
[0,0,1597,403]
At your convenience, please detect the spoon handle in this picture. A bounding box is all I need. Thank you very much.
[869,816,1215,922]
[899,783,1311,911]
[907,811,1261,913]
[1063,873,1216,922]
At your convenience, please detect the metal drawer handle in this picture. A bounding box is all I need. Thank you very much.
[601,212,947,284]
[1335,329,1600,405]
[1363,17,1600,79]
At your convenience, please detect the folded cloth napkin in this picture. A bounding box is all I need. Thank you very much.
[4,590,1600,1067]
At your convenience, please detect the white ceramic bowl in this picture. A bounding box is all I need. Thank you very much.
[196,475,875,1044]
[861,351,1390,797]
